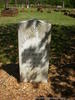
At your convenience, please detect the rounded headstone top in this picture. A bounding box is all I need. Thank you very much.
[19,19,51,38]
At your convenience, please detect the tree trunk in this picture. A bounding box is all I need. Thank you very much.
[15,0,17,7]
[26,0,29,8]
[5,0,9,9]
[62,0,64,8]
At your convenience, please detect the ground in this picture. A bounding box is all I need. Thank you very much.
[0,64,75,100]
[0,8,75,100]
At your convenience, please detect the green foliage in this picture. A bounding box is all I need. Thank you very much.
[0,0,75,8]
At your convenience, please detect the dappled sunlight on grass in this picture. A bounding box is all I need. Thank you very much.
[0,23,75,65]
[0,24,18,64]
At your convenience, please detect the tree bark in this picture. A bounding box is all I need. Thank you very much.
[62,0,64,8]
[15,0,17,7]
[26,0,29,8]
[5,0,9,9]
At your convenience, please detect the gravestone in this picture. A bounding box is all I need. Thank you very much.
[1,8,18,17]
[18,19,51,83]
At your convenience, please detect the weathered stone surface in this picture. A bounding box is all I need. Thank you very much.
[18,19,51,83]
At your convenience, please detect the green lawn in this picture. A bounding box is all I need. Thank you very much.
[0,8,75,25]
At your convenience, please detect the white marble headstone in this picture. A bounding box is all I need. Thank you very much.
[18,19,51,83]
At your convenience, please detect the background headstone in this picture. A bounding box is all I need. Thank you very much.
[18,19,51,83]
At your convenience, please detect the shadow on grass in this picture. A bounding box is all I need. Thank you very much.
[0,24,18,63]
[0,23,75,64]
[50,24,75,66]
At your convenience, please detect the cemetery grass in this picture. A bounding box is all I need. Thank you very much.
[0,8,75,99]
[0,8,75,25]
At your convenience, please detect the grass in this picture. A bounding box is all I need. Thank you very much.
[0,8,75,25]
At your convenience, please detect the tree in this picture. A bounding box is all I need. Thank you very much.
[14,0,17,7]
[62,0,64,8]
[26,0,29,8]
[5,0,9,9]
[70,0,75,8]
